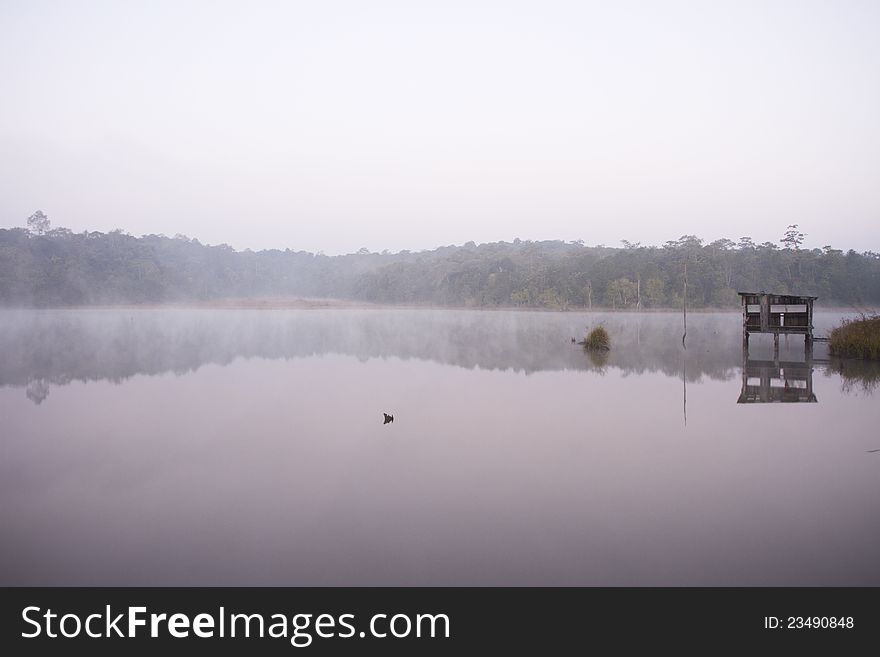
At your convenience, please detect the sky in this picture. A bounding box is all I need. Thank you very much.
[1,0,878,254]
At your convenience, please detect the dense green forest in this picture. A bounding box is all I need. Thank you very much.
[2,213,879,308]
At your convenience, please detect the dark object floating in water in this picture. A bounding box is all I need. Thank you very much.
[867,449,880,453]
[571,337,576,343]
[383,413,394,425]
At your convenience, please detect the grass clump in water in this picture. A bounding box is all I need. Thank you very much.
[583,325,610,351]
[828,315,880,360]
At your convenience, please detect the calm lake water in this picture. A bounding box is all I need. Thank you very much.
[1,308,878,585]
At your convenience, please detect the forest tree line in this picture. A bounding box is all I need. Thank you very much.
[2,213,879,309]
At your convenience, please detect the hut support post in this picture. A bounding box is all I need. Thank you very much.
[805,298,814,357]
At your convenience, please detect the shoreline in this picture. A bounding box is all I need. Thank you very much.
[0,298,872,313]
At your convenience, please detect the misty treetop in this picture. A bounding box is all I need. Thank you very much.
[1,214,878,308]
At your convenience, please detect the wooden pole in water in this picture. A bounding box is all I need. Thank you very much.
[681,261,687,348]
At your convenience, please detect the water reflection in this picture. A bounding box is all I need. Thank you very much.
[738,355,817,403]
[0,309,872,404]
[2,308,879,586]
[825,357,880,395]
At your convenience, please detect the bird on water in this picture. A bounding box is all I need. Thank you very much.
[383,413,394,424]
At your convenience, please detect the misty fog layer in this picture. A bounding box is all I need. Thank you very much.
[2,228,879,308]
[2,309,879,585]
[0,309,858,399]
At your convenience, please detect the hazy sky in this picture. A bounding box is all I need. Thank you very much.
[1,0,878,254]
